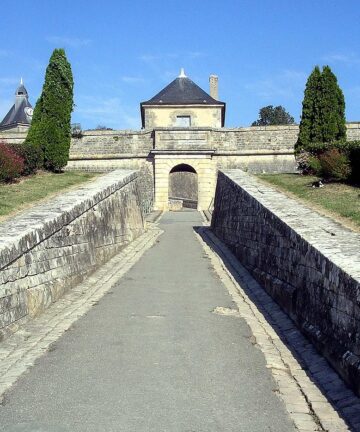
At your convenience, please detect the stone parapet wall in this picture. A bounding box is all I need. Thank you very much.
[211,125,299,151]
[1,123,359,157]
[69,129,154,158]
[214,154,296,174]
[345,122,360,141]
[0,170,145,339]
[0,130,28,144]
[211,169,360,395]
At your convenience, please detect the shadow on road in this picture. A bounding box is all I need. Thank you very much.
[194,224,360,432]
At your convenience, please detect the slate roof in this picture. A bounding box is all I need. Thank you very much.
[142,76,224,106]
[140,74,225,127]
[0,81,32,130]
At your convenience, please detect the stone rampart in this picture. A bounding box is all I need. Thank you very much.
[211,170,360,395]
[1,123,359,161]
[0,170,145,339]
[1,122,359,177]
[211,125,299,151]
[69,129,154,159]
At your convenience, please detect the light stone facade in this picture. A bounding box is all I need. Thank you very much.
[153,152,216,211]
[143,105,223,128]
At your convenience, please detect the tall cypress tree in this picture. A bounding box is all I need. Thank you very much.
[296,66,322,149]
[25,49,74,172]
[297,66,346,150]
[319,66,346,143]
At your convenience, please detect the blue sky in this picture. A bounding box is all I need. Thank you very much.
[1,0,360,129]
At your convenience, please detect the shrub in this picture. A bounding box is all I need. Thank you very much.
[297,140,359,182]
[0,142,25,182]
[345,141,360,184]
[8,144,41,176]
[318,148,351,181]
[308,155,323,176]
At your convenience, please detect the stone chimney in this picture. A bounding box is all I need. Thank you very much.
[209,74,218,100]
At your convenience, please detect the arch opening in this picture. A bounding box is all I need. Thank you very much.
[168,164,198,210]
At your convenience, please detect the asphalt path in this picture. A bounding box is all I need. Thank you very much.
[0,210,295,431]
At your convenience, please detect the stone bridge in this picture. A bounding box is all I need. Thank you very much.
[0,169,359,431]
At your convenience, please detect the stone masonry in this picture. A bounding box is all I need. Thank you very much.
[1,123,360,212]
[0,170,145,339]
[211,169,360,396]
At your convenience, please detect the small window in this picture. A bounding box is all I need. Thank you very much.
[176,115,191,127]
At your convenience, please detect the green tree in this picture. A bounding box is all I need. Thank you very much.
[297,66,322,148]
[297,66,346,150]
[318,66,346,143]
[252,105,295,126]
[24,49,74,172]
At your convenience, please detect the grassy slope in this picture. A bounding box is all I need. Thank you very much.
[0,171,100,222]
[257,174,360,231]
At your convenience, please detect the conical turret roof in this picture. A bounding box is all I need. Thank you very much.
[0,79,33,130]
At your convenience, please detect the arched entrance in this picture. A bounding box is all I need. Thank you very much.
[168,164,198,209]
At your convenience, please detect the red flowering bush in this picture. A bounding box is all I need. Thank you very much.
[319,148,351,181]
[0,142,25,182]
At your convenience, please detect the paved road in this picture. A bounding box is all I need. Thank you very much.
[0,211,295,432]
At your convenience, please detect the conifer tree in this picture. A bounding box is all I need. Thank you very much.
[24,49,74,171]
[297,66,321,149]
[318,66,346,143]
[297,66,346,150]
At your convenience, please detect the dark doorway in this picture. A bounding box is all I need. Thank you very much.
[169,164,198,209]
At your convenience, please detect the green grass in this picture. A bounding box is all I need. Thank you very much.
[257,174,360,230]
[0,171,100,221]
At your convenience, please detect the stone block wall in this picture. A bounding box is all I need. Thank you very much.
[211,170,360,395]
[211,125,299,152]
[345,122,360,141]
[69,129,154,158]
[0,170,144,339]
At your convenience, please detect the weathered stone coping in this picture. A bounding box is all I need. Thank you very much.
[0,169,137,271]
[69,150,295,161]
[1,122,359,140]
[69,154,150,160]
[222,169,360,283]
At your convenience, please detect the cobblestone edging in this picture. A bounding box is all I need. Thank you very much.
[211,170,360,397]
[0,170,145,339]
[0,225,162,404]
[196,225,356,431]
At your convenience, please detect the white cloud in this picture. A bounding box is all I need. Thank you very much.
[188,51,206,59]
[46,36,91,48]
[0,77,19,86]
[322,52,360,66]
[74,96,140,130]
[139,54,160,62]
[139,51,206,63]
[120,76,146,84]
[245,69,307,100]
